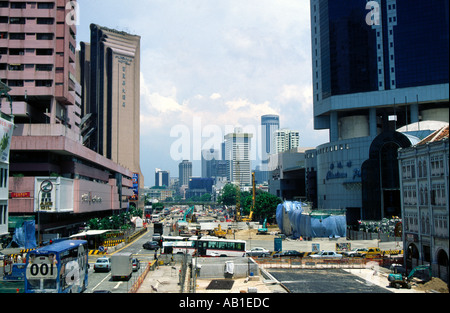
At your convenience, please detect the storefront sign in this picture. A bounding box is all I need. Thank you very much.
[10,192,31,198]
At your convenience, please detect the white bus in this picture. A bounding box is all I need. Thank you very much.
[171,238,246,257]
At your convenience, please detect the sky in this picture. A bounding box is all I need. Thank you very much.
[77,0,329,186]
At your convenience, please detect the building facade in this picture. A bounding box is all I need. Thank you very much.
[155,168,169,187]
[0,2,136,243]
[79,24,143,188]
[224,129,253,186]
[274,129,300,153]
[178,160,192,187]
[259,115,279,183]
[309,0,449,222]
[398,126,449,282]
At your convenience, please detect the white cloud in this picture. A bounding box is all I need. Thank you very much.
[80,0,328,183]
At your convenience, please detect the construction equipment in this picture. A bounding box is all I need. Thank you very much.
[241,172,255,223]
[213,224,227,238]
[387,265,432,289]
[257,218,268,234]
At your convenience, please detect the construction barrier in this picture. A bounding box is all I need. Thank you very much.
[129,261,153,293]
[102,239,125,247]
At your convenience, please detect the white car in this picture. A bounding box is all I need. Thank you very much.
[246,247,270,257]
[94,257,112,272]
[310,250,343,258]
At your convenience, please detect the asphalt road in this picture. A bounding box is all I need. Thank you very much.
[268,268,392,293]
[86,227,161,293]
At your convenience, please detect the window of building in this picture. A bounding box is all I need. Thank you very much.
[36,33,54,40]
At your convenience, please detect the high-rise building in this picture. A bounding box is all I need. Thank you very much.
[178,160,192,187]
[224,128,253,186]
[79,24,143,187]
[309,0,449,221]
[1,1,136,242]
[261,115,279,164]
[155,168,169,187]
[274,129,300,153]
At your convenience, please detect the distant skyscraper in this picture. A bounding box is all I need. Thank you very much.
[201,148,219,178]
[179,160,192,186]
[274,129,300,153]
[261,115,280,165]
[155,168,169,187]
[224,128,253,186]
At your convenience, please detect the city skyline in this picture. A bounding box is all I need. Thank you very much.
[76,0,329,185]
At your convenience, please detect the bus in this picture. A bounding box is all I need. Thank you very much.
[24,240,88,293]
[172,238,246,257]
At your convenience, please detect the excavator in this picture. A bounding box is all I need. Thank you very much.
[257,217,268,235]
[387,264,432,289]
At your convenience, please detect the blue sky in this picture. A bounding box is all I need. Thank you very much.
[77,0,329,186]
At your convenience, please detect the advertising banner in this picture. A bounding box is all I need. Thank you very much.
[0,116,14,163]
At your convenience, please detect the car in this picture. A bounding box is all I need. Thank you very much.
[94,257,111,272]
[342,248,368,257]
[0,252,5,261]
[143,241,160,250]
[360,247,382,258]
[246,247,270,257]
[132,258,140,272]
[273,250,302,258]
[309,250,343,258]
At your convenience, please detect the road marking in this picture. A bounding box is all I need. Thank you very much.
[114,282,123,289]
[91,272,111,291]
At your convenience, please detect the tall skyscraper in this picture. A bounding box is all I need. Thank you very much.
[79,24,143,186]
[224,128,253,186]
[261,115,279,164]
[178,160,192,187]
[309,0,449,220]
[274,129,300,153]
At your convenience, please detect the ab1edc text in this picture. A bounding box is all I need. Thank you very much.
[179,297,270,310]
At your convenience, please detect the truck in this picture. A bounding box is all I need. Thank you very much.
[111,252,133,281]
[154,222,164,235]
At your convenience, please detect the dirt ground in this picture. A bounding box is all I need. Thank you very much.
[414,277,449,293]
[226,228,278,241]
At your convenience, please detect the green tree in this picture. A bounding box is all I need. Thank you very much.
[200,193,211,202]
[218,183,238,205]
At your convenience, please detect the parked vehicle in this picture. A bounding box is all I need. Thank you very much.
[132,258,140,272]
[360,247,382,258]
[342,248,368,257]
[273,250,302,258]
[309,250,343,258]
[246,247,270,257]
[111,252,133,281]
[143,241,160,250]
[94,257,111,272]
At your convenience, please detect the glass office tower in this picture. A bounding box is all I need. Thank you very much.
[309,0,449,221]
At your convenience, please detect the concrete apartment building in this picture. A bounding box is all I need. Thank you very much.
[0,1,137,243]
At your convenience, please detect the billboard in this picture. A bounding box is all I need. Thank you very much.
[0,116,14,163]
